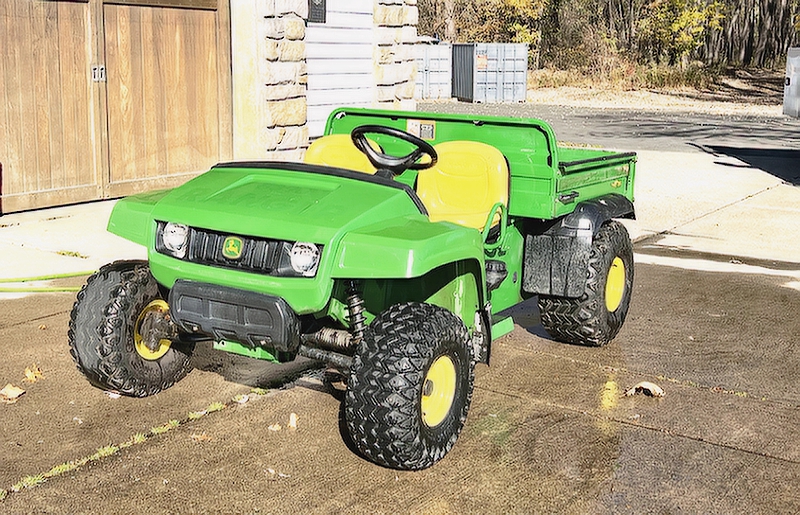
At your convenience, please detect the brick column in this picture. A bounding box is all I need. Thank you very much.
[374,0,418,110]
[231,0,309,161]
[262,0,308,160]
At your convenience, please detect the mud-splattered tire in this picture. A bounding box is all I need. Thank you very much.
[538,221,634,347]
[345,302,474,470]
[68,261,194,397]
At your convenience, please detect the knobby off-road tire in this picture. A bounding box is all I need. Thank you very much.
[345,302,474,470]
[538,221,634,347]
[68,260,194,397]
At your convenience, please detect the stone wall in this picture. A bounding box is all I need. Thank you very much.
[374,0,418,110]
[262,0,308,160]
[231,0,309,161]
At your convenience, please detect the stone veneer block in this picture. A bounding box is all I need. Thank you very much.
[375,62,415,85]
[263,17,285,39]
[264,61,306,86]
[263,127,287,149]
[265,97,307,127]
[284,14,306,40]
[279,40,306,62]
[374,5,417,26]
[263,83,306,101]
[375,27,402,45]
[264,40,281,61]
[277,126,309,150]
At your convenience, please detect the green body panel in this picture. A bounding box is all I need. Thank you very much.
[334,217,484,278]
[325,108,636,220]
[485,221,527,313]
[554,147,636,218]
[326,260,483,332]
[107,189,170,246]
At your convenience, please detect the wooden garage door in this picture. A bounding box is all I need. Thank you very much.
[0,0,99,213]
[103,0,231,197]
[0,0,231,213]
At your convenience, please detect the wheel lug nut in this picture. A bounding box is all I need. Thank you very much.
[423,379,433,396]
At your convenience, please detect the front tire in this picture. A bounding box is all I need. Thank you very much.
[68,261,194,397]
[538,221,634,346]
[345,302,474,470]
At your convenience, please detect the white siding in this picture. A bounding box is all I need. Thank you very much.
[306,0,375,137]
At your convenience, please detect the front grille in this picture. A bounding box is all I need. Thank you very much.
[187,228,283,273]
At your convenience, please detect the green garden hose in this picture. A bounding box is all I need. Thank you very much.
[0,270,95,293]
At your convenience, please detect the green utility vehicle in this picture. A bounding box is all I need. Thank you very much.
[69,108,636,470]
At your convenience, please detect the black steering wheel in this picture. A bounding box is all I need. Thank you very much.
[351,125,438,176]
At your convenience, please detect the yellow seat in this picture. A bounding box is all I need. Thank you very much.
[304,134,377,174]
[416,141,509,231]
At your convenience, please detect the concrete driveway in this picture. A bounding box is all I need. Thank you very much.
[1,260,799,514]
[1,101,799,513]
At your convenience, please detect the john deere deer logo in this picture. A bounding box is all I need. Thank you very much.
[222,236,243,260]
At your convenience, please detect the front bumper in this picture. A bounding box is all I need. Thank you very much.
[168,280,301,353]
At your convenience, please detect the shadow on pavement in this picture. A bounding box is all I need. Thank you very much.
[190,341,319,389]
[699,145,800,185]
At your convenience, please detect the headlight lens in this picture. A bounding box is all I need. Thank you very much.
[162,222,189,258]
[289,242,320,277]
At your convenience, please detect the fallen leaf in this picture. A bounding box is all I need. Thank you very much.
[268,424,281,432]
[190,433,212,442]
[288,413,298,430]
[0,383,25,404]
[625,381,665,398]
[265,468,290,479]
[24,364,44,383]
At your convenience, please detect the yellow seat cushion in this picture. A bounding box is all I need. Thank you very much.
[304,134,377,174]
[416,141,509,230]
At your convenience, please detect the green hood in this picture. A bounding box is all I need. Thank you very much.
[149,162,427,244]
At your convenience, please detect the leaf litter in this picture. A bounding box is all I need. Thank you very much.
[1,383,25,404]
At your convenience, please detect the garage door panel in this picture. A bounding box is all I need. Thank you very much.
[104,3,221,188]
[0,0,96,213]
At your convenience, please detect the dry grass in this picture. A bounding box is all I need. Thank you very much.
[527,65,785,116]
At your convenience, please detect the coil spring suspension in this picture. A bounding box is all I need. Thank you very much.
[347,281,366,344]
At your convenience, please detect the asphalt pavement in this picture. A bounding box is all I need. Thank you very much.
[1,102,799,513]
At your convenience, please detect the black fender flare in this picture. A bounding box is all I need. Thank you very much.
[522,194,635,298]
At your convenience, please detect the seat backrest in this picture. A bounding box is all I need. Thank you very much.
[416,141,509,230]
[303,134,377,174]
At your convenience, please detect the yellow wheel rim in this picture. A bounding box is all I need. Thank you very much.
[134,299,172,360]
[605,257,626,313]
[421,355,457,428]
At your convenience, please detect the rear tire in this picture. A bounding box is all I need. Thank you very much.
[68,261,194,397]
[345,302,474,470]
[538,221,634,346]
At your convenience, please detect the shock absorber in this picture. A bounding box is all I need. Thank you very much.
[346,280,366,344]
